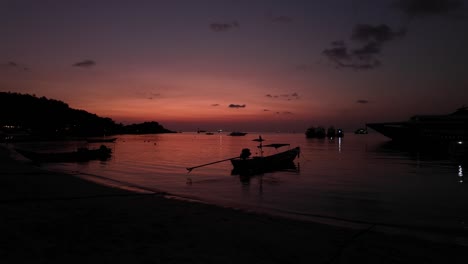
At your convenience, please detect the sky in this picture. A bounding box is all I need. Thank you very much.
[1,0,468,132]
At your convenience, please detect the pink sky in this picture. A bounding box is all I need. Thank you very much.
[1,1,467,132]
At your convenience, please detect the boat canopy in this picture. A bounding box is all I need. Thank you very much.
[263,143,290,149]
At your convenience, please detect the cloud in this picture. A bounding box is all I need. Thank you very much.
[392,0,464,18]
[210,21,239,32]
[228,104,246,108]
[3,61,29,71]
[265,93,299,100]
[73,60,96,68]
[356,99,370,104]
[271,15,293,23]
[323,24,405,70]
[263,109,270,111]
[211,104,220,106]
[276,111,294,115]
[147,93,161,100]
[351,24,406,43]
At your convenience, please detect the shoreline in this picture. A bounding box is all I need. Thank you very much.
[1,144,467,263]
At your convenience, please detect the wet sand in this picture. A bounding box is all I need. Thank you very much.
[1,144,467,263]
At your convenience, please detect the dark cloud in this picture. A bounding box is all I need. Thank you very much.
[263,109,270,111]
[266,93,299,99]
[147,93,161,100]
[228,104,246,108]
[73,60,96,68]
[392,0,464,17]
[4,61,29,71]
[323,24,405,70]
[351,24,406,43]
[211,104,220,106]
[275,111,294,115]
[356,99,370,104]
[210,21,239,32]
[271,15,293,23]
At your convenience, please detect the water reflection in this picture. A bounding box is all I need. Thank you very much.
[373,140,466,162]
[459,165,464,183]
[231,161,299,185]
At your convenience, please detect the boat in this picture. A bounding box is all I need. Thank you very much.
[15,145,112,163]
[366,107,468,143]
[229,131,247,136]
[86,137,117,143]
[305,126,325,138]
[230,136,300,174]
[326,126,336,138]
[336,128,344,137]
[354,128,368,134]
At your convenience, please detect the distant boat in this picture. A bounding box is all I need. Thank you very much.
[336,128,344,137]
[366,107,468,143]
[86,137,117,143]
[229,132,247,136]
[305,126,325,138]
[326,126,336,138]
[16,145,112,163]
[354,128,368,134]
[205,132,214,135]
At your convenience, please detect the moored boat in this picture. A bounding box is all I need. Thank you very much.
[186,136,300,175]
[354,128,368,134]
[305,126,326,138]
[366,107,468,143]
[16,145,112,163]
[230,135,300,174]
[230,146,300,174]
[229,131,247,136]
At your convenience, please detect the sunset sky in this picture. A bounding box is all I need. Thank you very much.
[1,0,468,132]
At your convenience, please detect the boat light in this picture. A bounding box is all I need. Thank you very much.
[458,141,463,145]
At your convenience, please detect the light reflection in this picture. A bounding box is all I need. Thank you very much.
[459,165,463,183]
[338,137,342,153]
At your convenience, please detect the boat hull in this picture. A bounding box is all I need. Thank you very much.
[16,145,112,163]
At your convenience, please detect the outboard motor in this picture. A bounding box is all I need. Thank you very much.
[240,148,251,160]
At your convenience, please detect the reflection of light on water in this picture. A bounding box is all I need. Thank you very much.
[338,137,342,153]
[459,165,463,183]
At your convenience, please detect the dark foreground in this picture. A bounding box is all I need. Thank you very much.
[1,145,467,263]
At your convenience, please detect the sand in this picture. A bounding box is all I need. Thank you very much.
[1,144,467,263]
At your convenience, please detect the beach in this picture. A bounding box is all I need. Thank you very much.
[1,144,467,264]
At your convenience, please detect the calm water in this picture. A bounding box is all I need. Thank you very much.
[13,132,468,241]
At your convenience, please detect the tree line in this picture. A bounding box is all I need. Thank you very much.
[0,92,175,138]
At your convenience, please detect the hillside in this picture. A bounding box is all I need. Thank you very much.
[0,92,175,140]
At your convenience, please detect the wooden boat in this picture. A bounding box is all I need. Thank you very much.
[186,136,300,175]
[229,131,247,136]
[16,145,112,163]
[86,137,117,143]
[230,136,300,174]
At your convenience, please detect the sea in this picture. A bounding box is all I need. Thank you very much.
[11,132,468,244]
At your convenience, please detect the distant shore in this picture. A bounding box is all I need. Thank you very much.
[1,144,467,263]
